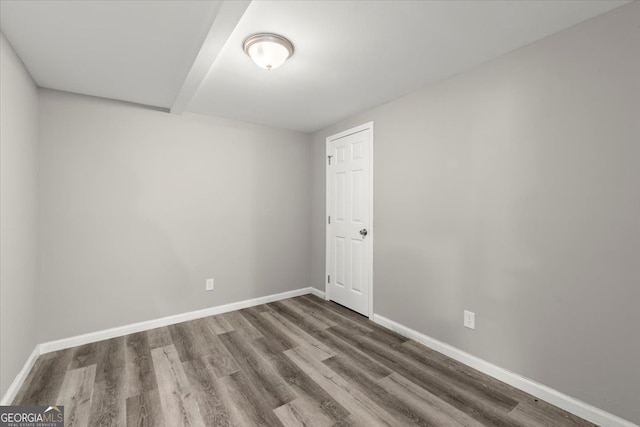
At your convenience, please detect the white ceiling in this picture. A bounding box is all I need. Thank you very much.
[0,0,629,132]
[0,0,222,107]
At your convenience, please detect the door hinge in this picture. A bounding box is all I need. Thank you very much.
[328,275,331,284]
[328,216,331,224]
[327,155,333,165]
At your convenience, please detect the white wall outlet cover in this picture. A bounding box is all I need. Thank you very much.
[464,310,475,330]
[206,278,214,291]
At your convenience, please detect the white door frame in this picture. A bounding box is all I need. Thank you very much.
[325,121,374,319]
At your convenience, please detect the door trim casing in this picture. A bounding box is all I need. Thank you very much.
[325,121,374,319]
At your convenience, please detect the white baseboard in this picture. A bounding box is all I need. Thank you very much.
[39,287,317,354]
[308,287,326,299]
[372,314,638,427]
[8,289,632,426]
[2,286,317,405]
[0,345,41,405]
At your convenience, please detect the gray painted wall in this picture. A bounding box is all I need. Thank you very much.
[38,89,312,342]
[311,3,640,423]
[0,33,39,396]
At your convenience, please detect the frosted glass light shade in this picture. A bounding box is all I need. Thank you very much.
[243,34,294,70]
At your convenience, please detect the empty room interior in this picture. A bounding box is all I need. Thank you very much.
[1,0,639,426]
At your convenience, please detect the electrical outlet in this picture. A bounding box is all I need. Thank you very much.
[464,310,475,330]
[206,278,214,291]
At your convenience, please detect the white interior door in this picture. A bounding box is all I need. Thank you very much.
[326,123,373,317]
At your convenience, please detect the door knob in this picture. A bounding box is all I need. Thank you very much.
[360,229,368,237]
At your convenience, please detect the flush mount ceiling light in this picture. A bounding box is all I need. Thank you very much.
[243,33,294,70]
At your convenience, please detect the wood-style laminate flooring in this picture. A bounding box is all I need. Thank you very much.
[14,294,595,426]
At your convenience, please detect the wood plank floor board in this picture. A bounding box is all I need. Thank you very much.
[189,318,222,354]
[182,356,230,426]
[88,377,126,427]
[299,296,412,352]
[201,351,240,379]
[14,296,595,427]
[219,371,285,427]
[89,338,127,427]
[332,416,356,427]
[295,297,416,354]
[261,310,335,360]
[281,298,337,329]
[363,326,409,349]
[268,300,392,378]
[68,342,98,370]
[151,345,205,427]
[300,296,408,346]
[207,314,235,335]
[329,323,515,409]
[397,344,518,414]
[323,355,431,426]
[168,322,208,363]
[254,304,273,313]
[250,337,350,423]
[389,332,519,411]
[124,331,157,399]
[267,300,333,334]
[399,340,527,406]
[94,337,126,384]
[13,348,72,406]
[402,343,593,426]
[188,318,240,378]
[378,372,485,427]
[56,365,96,427]
[508,402,597,427]
[239,306,298,352]
[285,346,399,426]
[125,389,166,427]
[221,311,263,341]
[274,398,335,427]
[218,330,296,409]
[310,328,393,380]
[294,297,372,336]
[326,324,524,426]
[147,326,173,349]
